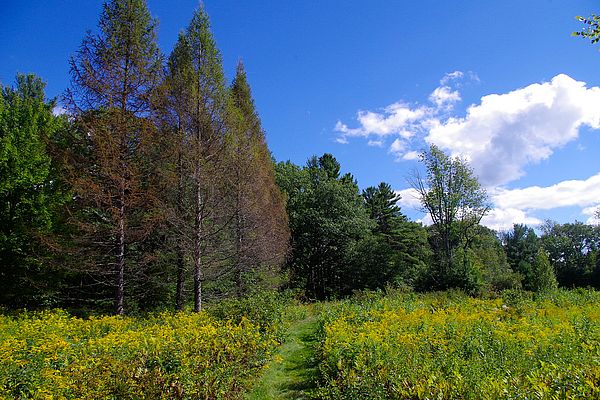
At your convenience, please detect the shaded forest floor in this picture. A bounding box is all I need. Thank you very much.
[245,305,319,400]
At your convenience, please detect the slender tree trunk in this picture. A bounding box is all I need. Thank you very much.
[193,175,203,312]
[234,189,244,298]
[175,147,185,311]
[175,250,185,311]
[116,187,126,315]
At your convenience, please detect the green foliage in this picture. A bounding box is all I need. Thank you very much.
[541,221,599,287]
[411,144,490,291]
[315,290,600,399]
[276,155,374,299]
[207,290,295,342]
[0,74,67,307]
[574,14,600,47]
[530,249,558,293]
[363,182,405,235]
[0,309,278,399]
[502,224,540,290]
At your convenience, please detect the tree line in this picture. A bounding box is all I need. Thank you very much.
[275,148,600,300]
[2,2,599,313]
[0,0,288,314]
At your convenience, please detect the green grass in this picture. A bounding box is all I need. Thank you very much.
[245,304,319,400]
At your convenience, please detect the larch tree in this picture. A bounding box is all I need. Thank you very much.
[65,0,163,315]
[227,61,289,297]
[160,6,228,312]
[157,33,195,310]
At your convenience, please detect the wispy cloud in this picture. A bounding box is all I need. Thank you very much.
[334,70,476,159]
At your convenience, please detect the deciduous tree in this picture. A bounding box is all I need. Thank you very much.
[65,0,163,314]
[410,144,490,290]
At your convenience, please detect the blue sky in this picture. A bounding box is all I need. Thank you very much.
[1,0,599,230]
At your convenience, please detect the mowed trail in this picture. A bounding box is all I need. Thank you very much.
[245,305,319,400]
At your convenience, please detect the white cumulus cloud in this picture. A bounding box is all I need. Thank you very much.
[427,74,600,186]
[334,102,426,139]
[481,208,542,232]
[491,172,600,211]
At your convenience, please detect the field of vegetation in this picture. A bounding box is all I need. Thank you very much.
[2,289,600,399]
[314,290,600,399]
[0,293,291,400]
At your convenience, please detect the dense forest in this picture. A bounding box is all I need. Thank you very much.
[1,0,600,316]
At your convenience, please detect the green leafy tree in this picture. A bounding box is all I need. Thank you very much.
[410,144,490,291]
[501,224,541,290]
[540,221,599,287]
[276,154,373,299]
[0,74,67,306]
[470,226,521,292]
[530,248,558,293]
[573,14,600,47]
[66,0,163,314]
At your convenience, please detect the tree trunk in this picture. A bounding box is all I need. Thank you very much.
[234,192,244,298]
[115,188,126,315]
[175,148,185,311]
[193,178,203,313]
[175,249,185,311]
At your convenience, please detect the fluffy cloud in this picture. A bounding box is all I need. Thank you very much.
[334,102,426,139]
[335,70,476,159]
[427,74,600,186]
[491,172,600,211]
[338,73,600,229]
[395,188,423,210]
[480,208,542,232]
[429,86,461,109]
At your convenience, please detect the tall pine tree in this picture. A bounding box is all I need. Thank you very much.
[227,61,289,297]
[65,0,163,314]
[160,6,228,311]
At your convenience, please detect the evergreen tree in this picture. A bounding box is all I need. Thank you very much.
[361,182,430,290]
[276,154,373,299]
[65,0,163,314]
[363,182,406,236]
[227,61,289,297]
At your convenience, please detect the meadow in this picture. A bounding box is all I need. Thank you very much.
[315,289,600,399]
[0,293,290,400]
[2,290,600,399]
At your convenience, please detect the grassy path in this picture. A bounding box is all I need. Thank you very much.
[245,305,319,400]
